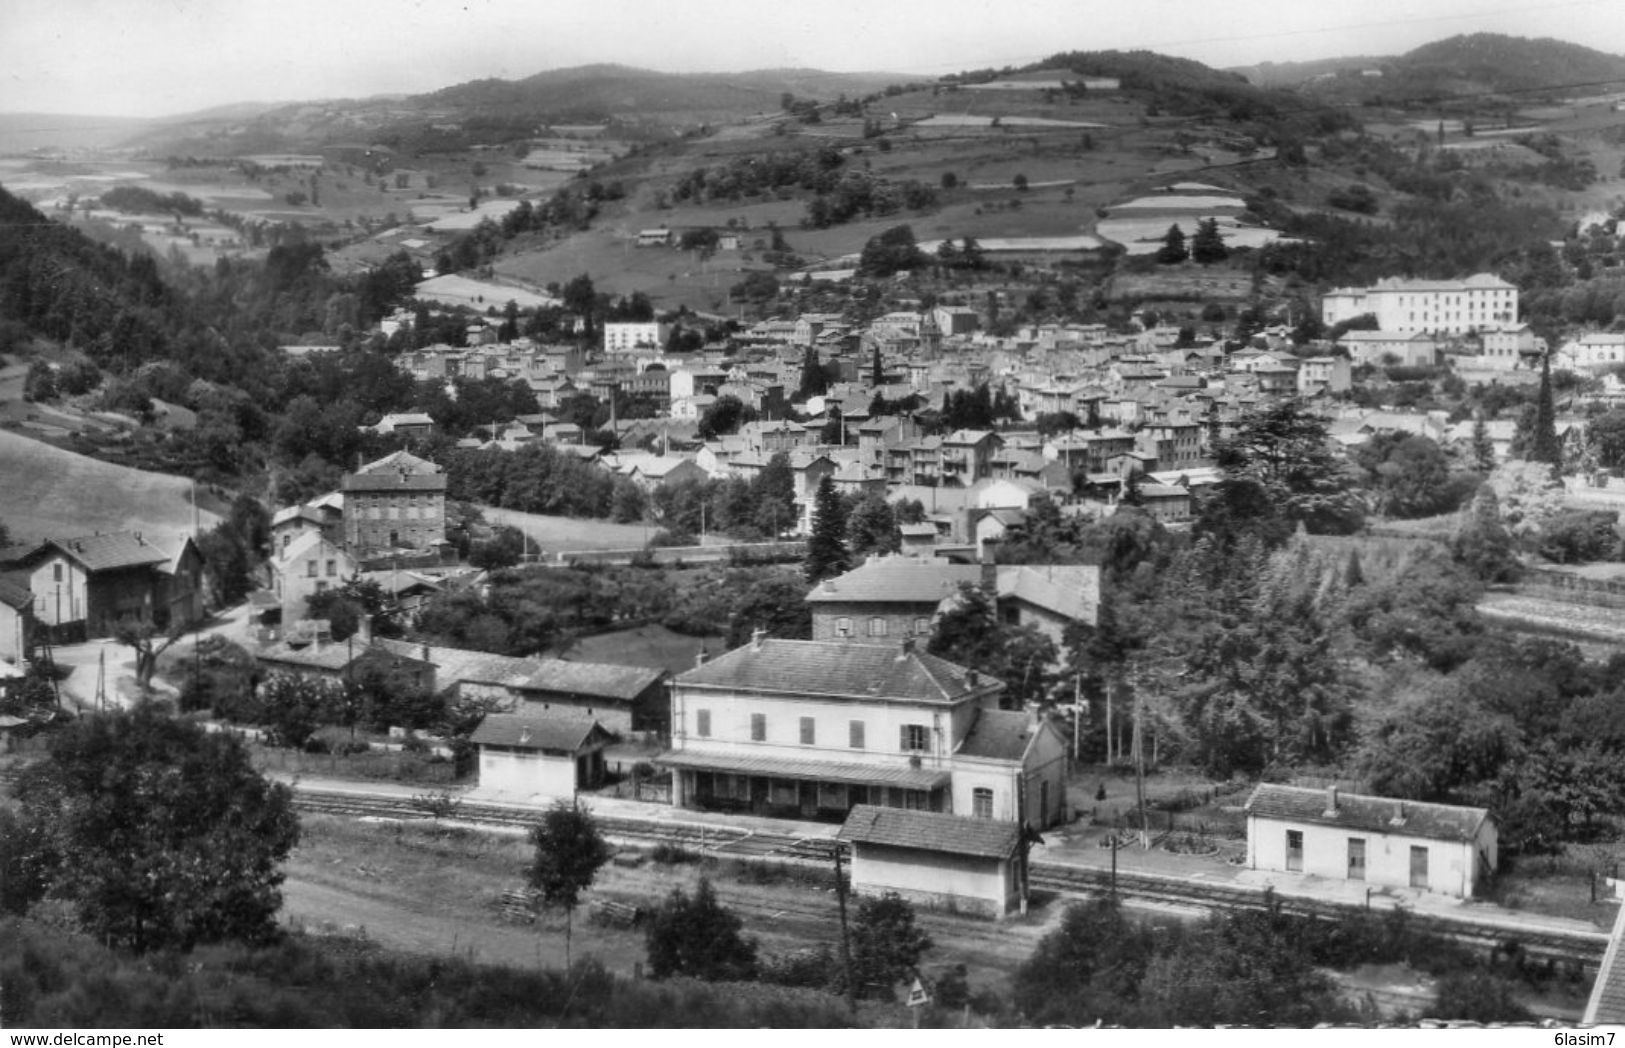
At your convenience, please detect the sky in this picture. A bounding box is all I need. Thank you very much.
[6,0,1625,118]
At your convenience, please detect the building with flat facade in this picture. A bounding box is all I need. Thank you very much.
[341,450,447,555]
[1321,273,1517,335]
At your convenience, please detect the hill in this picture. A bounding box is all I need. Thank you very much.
[1295,33,1625,105]
[0,428,218,547]
[123,65,917,154]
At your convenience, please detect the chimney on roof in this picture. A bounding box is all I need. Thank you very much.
[967,669,979,687]
[1324,785,1340,817]
[750,627,766,651]
[822,578,836,592]
[898,635,915,658]
[695,645,709,668]
[1390,801,1407,826]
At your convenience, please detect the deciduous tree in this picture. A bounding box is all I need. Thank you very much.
[645,877,757,981]
[0,706,298,951]
[528,801,610,970]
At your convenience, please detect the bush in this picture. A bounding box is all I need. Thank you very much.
[644,877,757,981]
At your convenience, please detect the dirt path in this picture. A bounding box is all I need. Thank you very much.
[280,815,1053,994]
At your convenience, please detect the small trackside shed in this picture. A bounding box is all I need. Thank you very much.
[1245,784,1497,900]
[837,804,1024,918]
[470,713,613,800]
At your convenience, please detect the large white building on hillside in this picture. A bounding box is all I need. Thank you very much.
[1321,273,1518,335]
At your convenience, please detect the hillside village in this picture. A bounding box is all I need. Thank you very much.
[13,28,1625,1029]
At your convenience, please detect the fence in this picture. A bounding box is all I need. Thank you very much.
[253,744,459,784]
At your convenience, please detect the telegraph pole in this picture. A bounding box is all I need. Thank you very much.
[833,843,857,1015]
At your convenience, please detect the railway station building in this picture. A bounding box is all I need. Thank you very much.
[1245,784,1497,900]
[657,633,1068,827]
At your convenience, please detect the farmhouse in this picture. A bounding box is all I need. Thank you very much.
[15,531,204,642]
[837,805,1027,918]
[1245,784,1497,899]
[805,557,1101,645]
[470,713,614,800]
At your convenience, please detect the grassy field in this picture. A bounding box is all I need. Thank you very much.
[0,427,218,545]
[477,505,658,553]
[568,623,723,675]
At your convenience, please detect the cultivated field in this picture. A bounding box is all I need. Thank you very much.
[0,427,217,545]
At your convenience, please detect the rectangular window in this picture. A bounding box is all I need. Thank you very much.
[307,560,318,578]
[914,617,930,636]
[869,617,888,637]
[835,617,853,638]
[696,709,711,737]
[326,559,337,577]
[849,720,865,749]
[1286,830,1303,872]
[901,724,929,752]
[1348,838,1366,881]
[1410,845,1429,889]
[800,717,815,745]
[750,713,766,742]
[972,787,994,819]
[53,563,62,582]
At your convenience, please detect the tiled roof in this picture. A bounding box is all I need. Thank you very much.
[343,450,446,492]
[838,805,1021,859]
[955,709,1038,762]
[471,713,611,752]
[657,751,950,790]
[1586,898,1625,1023]
[675,638,1000,705]
[517,659,666,701]
[806,559,983,604]
[44,532,170,572]
[1244,784,1491,843]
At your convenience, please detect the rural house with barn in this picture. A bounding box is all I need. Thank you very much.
[1245,784,1498,900]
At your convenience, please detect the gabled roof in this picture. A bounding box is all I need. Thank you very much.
[806,559,982,604]
[1244,784,1491,843]
[35,532,170,573]
[470,713,612,752]
[516,659,666,701]
[954,708,1039,762]
[1586,898,1625,1024]
[837,804,1021,859]
[676,638,1000,705]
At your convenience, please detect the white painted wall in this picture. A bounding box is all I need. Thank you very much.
[478,747,577,799]
[1247,815,1491,899]
[850,842,1014,916]
[672,685,977,774]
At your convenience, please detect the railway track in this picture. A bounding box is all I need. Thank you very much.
[292,788,840,863]
[1028,862,1610,970]
[5,765,1609,970]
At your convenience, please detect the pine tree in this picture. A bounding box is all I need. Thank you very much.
[805,474,851,582]
[798,345,827,398]
[1471,412,1496,474]
[1156,224,1189,264]
[1531,351,1563,470]
[1191,218,1228,265]
[871,344,884,388]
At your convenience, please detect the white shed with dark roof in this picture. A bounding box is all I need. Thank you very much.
[838,804,1024,918]
[471,713,613,799]
[1245,784,1496,899]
